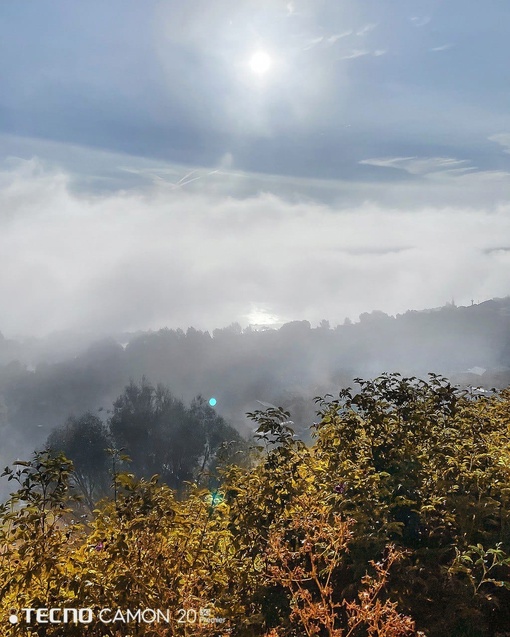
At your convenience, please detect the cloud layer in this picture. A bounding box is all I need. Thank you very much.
[1,155,509,338]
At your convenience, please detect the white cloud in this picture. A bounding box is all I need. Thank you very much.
[303,31,353,51]
[302,36,324,51]
[356,23,377,36]
[327,31,352,44]
[489,133,510,154]
[341,49,371,60]
[1,157,510,338]
[359,156,474,176]
[410,16,431,27]
[360,156,510,188]
[430,44,454,52]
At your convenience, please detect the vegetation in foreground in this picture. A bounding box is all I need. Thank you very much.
[1,373,510,636]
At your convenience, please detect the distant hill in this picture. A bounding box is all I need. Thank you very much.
[1,296,510,470]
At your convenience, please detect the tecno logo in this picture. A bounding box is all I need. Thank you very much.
[10,609,94,624]
[9,608,172,625]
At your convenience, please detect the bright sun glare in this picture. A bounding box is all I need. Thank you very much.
[249,51,272,75]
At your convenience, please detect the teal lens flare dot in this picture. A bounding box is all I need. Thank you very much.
[209,397,217,407]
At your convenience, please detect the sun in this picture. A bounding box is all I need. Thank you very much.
[249,50,272,75]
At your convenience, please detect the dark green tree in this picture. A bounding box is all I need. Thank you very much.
[109,379,244,490]
[46,412,112,511]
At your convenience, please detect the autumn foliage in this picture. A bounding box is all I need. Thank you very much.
[1,374,510,636]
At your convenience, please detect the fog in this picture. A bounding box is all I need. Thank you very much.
[1,157,510,339]
[1,296,510,496]
[1,154,510,484]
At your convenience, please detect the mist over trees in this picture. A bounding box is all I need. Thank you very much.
[1,297,510,478]
[46,380,244,507]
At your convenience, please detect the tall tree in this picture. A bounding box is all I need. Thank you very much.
[46,412,112,511]
[109,379,243,490]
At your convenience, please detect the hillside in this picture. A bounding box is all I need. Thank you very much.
[1,297,509,471]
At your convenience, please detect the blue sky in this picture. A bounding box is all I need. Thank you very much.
[0,1,509,336]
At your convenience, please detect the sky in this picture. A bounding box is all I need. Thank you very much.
[1,0,510,337]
